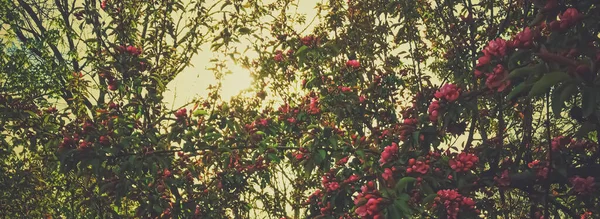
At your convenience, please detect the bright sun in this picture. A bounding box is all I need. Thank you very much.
[220,61,253,99]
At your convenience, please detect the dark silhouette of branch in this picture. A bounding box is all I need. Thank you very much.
[15,0,93,110]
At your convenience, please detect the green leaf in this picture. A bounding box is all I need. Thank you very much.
[422,181,434,195]
[551,83,567,117]
[412,131,420,145]
[304,161,316,176]
[193,109,208,117]
[575,122,596,138]
[395,177,416,193]
[238,27,251,34]
[422,194,437,205]
[556,167,568,178]
[356,149,365,158]
[507,83,532,100]
[307,124,320,130]
[268,153,280,162]
[395,197,413,218]
[529,12,545,26]
[100,182,112,193]
[91,159,100,175]
[552,83,577,117]
[173,2,185,10]
[582,87,596,117]
[152,205,163,213]
[318,149,326,161]
[507,50,532,70]
[328,137,338,149]
[220,0,232,10]
[295,45,308,56]
[387,203,401,219]
[507,63,543,80]
[398,193,410,201]
[528,71,571,97]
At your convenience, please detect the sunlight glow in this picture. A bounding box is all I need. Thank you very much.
[221,61,254,100]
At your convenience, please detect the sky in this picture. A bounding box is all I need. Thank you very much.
[163,0,322,109]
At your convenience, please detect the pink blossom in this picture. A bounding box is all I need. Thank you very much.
[174,108,187,118]
[496,170,511,187]
[528,160,549,180]
[559,8,581,29]
[355,197,381,217]
[379,142,398,165]
[474,69,484,77]
[462,197,476,206]
[125,45,142,56]
[353,182,382,217]
[101,0,108,10]
[257,118,268,127]
[339,86,352,92]
[274,50,284,62]
[483,38,508,57]
[528,160,541,169]
[344,174,360,183]
[476,55,491,68]
[543,0,557,10]
[286,117,296,123]
[308,97,320,114]
[163,169,172,177]
[511,27,536,49]
[410,161,430,175]
[581,211,593,219]
[293,150,306,161]
[337,156,349,165]
[435,189,474,219]
[306,189,323,204]
[449,152,479,172]
[551,136,570,151]
[366,198,380,214]
[108,82,118,91]
[486,64,511,92]
[359,95,366,103]
[78,140,91,150]
[428,101,441,122]
[355,204,368,217]
[321,174,331,187]
[434,84,461,102]
[327,182,340,191]
[382,168,393,181]
[403,118,417,125]
[570,176,595,194]
[346,59,360,69]
[301,35,316,46]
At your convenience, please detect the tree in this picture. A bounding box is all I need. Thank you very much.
[1,0,599,218]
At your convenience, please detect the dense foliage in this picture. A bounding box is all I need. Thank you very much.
[1,0,600,218]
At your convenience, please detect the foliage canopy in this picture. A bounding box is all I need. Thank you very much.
[1,0,600,218]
